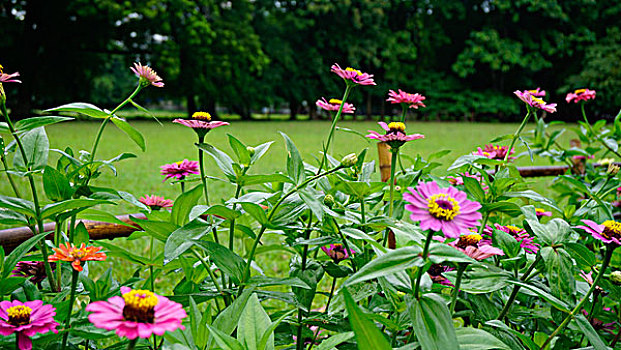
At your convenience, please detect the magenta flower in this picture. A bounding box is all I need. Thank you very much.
[130,62,164,88]
[0,300,58,350]
[366,122,424,149]
[160,159,199,181]
[526,88,546,97]
[483,224,539,254]
[514,90,557,113]
[321,244,355,264]
[330,63,376,86]
[447,172,489,191]
[0,72,21,84]
[403,181,482,238]
[315,98,355,114]
[12,261,55,284]
[386,89,426,109]
[173,111,229,138]
[86,286,186,340]
[576,220,621,246]
[566,88,596,103]
[139,195,173,210]
[535,208,552,218]
[449,233,504,261]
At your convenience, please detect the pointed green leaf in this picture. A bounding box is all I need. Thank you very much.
[343,288,392,350]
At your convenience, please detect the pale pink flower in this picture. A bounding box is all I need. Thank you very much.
[514,90,557,113]
[86,286,186,340]
[386,89,426,109]
[330,63,376,86]
[0,71,21,84]
[139,195,173,210]
[449,233,504,261]
[321,244,355,264]
[160,159,199,181]
[315,98,355,114]
[404,181,482,238]
[0,300,58,350]
[173,111,228,138]
[535,208,552,218]
[566,88,596,103]
[483,224,539,254]
[576,220,621,246]
[366,122,424,149]
[130,62,164,88]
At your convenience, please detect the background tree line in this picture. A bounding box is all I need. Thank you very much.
[1,0,620,121]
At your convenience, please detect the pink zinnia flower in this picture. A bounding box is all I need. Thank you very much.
[526,88,546,97]
[321,244,355,264]
[173,111,229,138]
[330,63,376,86]
[386,89,426,109]
[86,286,186,340]
[566,88,596,103]
[315,98,355,114]
[12,261,55,284]
[483,224,539,254]
[514,90,557,113]
[0,300,58,350]
[447,172,489,191]
[366,122,424,149]
[403,181,482,238]
[449,232,504,261]
[139,195,173,210]
[535,208,552,218]
[130,62,164,88]
[160,159,199,181]
[576,220,621,246]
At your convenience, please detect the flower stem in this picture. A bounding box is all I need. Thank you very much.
[61,269,80,349]
[318,86,351,173]
[504,110,532,163]
[540,247,614,350]
[388,148,399,217]
[0,150,21,198]
[191,248,223,312]
[197,135,210,206]
[413,230,435,299]
[296,214,314,350]
[126,338,138,350]
[450,263,468,314]
[399,104,407,123]
[360,197,365,225]
[307,277,338,350]
[496,254,541,321]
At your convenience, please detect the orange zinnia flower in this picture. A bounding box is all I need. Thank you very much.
[48,243,107,272]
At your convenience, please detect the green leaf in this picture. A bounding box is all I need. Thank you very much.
[343,288,392,350]
[574,314,607,350]
[504,191,561,213]
[344,246,422,286]
[130,217,175,242]
[1,233,47,280]
[0,195,35,217]
[73,222,90,245]
[250,141,274,164]
[13,127,48,171]
[190,204,240,222]
[193,240,246,285]
[409,293,459,350]
[299,188,324,221]
[485,320,539,350]
[462,176,486,203]
[522,206,571,245]
[257,309,296,350]
[428,243,475,264]
[507,280,570,312]
[563,243,595,270]
[280,132,306,184]
[40,199,112,220]
[455,327,511,350]
[314,332,355,350]
[448,264,511,294]
[237,294,274,350]
[228,134,251,166]
[43,166,73,201]
[198,143,235,180]
[164,220,210,261]
[44,102,109,119]
[14,116,74,133]
[492,229,520,258]
[247,276,310,289]
[540,247,575,301]
[205,324,244,350]
[238,174,293,186]
[171,185,204,226]
[240,202,268,225]
[481,202,522,217]
[110,117,146,151]
[212,289,253,336]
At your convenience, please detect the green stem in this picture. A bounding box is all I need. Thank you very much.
[496,254,541,320]
[61,269,80,349]
[399,104,407,123]
[450,263,468,314]
[413,230,434,299]
[191,249,223,312]
[504,109,532,163]
[0,151,21,198]
[126,338,138,350]
[317,86,352,174]
[307,277,338,350]
[580,102,621,158]
[360,197,365,225]
[296,214,314,350]
[388,149,399,217]
[540,247,614,350]
[335,226,357,272]
[478,212,490,235]
[197,135,210,206]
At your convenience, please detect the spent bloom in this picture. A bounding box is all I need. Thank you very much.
[0,70,21,84]
[173,111,229,138]
[315,98,356,114]
[576,220,621,246]
[139,195,173,210]
[514,90,557,113]
[48,243,106,272]
[86,286,186,340]
[321,244,355,264]
[130,62,164,88]
[427,264,454,286]
[404,181,482,238]
[12,261,55,284]
[366,122,424,149]
[449,232,504,261]
[566,88,596,103]
[331,63,376,86]
[0,300,58,350]
[483,224,539,254]
[386,89,426,109]
[160,159,199,181]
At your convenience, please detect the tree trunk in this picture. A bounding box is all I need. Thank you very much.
[289,100,298,120]
[380,100,386,121]
[186,94,197,117]
[366,91,373,120]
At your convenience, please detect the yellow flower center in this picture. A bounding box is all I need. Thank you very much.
[575,89,587,94]
[456,234,482,248]
[192,111,212,121]
[122,290,159,323]
[7,305,31,326]
[527,89,538,94]
[175,161,183,165]
[345,67,362,76]
[602,220,621,240]
[387,122,406,133]
[328,99,342,105]
[531,96,545,105]
[505,225,522,235]
[427,194,460,221]
[535,208,546,214]
[0,64,3,74]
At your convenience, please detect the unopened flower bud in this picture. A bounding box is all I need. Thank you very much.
[246,146,255,156]
[611,271,621,285]
[324,194,335,208]
[599,158,615,166]
[340,153,358,167]
[395,186,401,191]
[607,163,619,175]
